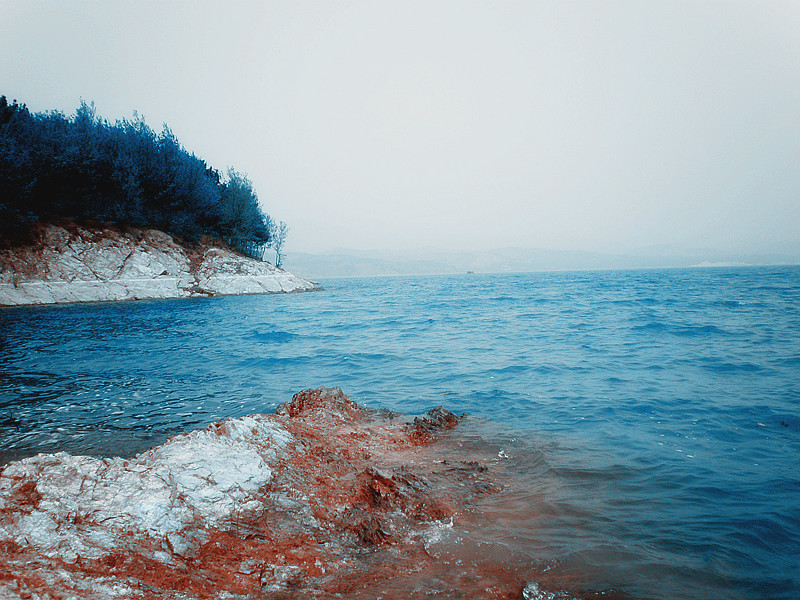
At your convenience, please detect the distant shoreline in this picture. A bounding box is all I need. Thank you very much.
[285,251,799,280]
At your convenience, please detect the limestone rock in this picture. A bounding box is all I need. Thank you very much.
[0,224,316,306]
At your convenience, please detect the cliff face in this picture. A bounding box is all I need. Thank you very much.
[0,224,316,306]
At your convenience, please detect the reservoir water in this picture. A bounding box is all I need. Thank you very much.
[1,266,799,599]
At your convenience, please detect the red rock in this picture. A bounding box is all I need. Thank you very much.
[0,387,550,599]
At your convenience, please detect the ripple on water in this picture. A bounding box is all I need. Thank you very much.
[0,267,799,599]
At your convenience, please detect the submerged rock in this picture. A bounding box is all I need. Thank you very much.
[0,387,523,600]
[0,223,315,306]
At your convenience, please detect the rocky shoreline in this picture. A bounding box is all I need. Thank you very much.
[0,387,526,600]
[0,223,316,307]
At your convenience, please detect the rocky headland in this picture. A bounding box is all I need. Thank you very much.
[0,223,316,306]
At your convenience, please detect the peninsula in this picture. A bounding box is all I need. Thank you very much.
[0,96,315,305]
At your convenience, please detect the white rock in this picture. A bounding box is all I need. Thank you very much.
[0,415,294,561]
[0,224,316,306]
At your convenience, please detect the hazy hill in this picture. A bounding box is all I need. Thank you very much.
[284,246,800,279]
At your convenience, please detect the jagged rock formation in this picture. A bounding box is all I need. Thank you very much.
[0,223,315,306]
[0,388,532,600]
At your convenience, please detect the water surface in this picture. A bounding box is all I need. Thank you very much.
[1,266,798,599]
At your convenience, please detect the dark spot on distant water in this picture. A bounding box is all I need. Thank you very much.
[775,416,799,432]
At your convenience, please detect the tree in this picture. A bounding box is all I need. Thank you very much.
[0,96,282,257]
[219,168,272,259]
[271,221,288,268]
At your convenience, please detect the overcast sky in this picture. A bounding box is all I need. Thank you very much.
[2,0,799,254]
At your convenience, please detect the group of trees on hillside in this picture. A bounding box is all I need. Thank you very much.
[0,96,287,263]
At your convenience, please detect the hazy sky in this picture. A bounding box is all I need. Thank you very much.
[2,1,799,254]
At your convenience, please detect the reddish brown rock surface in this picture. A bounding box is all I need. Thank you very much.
[0,387,548,600]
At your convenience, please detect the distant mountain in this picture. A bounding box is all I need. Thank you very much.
[285,246,800,279]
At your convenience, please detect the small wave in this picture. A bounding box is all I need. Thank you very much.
[631,322,732,337]
[672,324,732,337]
[522,581,579,600]
[711,299,746,308]
[699,359,764,373]
[482,364,537,377]
[250,329,299,343]
[644,363,666,370]
[734,516,800,553]
[631,321,669,333]
[237,355,313,369]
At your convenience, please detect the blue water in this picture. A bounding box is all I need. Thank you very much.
[1,266,799,599]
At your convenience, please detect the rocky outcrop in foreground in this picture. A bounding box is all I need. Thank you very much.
[0,224,315,306]
[0,387,563,600]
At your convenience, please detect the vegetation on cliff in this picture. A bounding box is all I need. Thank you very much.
[0,96,282,260]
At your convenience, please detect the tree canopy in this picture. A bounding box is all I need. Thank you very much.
[0,96,277,260]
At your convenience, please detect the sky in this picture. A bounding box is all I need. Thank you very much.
[2,0,799,254]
